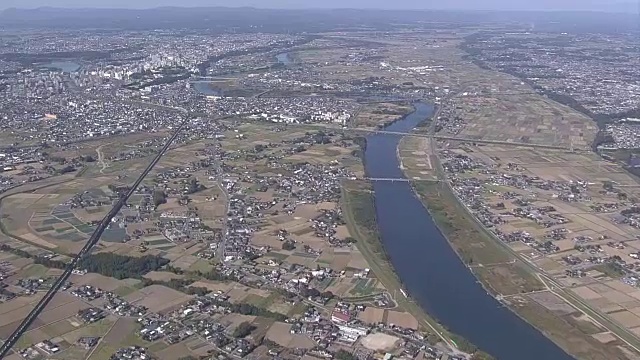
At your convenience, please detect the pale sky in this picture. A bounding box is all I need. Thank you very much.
[1,0,638,12]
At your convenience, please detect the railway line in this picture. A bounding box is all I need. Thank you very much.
[0,118,188,358]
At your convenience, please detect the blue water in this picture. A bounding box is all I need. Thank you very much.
[366,102,574,360]
[192,82,223,96]
[276,52,292,65]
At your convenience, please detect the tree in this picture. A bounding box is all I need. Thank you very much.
[282,240,295,251]
[335,349,356,360]
[233,322,256,338]
[186,178,206,194]
[77,253,169,279]
[186,287,211,296]
[57,165,76,174]
[321,291,334,299]
[300,287,321,298]
[152,190,167,207]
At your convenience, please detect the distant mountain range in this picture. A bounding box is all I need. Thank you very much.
[0,6,637,33]
[0,0,638,13]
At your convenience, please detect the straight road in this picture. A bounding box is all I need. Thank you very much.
[0,118,189,358]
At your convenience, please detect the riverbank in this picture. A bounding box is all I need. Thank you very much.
[341,181,448,340]
[359,101,576,360]
[408,163,631,360]
[340,179,494,359]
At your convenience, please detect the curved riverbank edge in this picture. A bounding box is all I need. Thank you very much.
[404,119,631,358]
[405,182,573,355]
[340,181,493,359]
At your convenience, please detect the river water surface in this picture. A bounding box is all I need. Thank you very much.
[40,61,81,72]
[365,102,574,360]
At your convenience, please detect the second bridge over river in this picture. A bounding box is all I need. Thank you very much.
[343,177,441,183]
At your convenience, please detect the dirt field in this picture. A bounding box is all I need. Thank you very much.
[386,310,419,330]
[134,285,193,313]
[265,321,315,349]
[156,342,192,360]
[360,332,400,351]
[358,307,385,324]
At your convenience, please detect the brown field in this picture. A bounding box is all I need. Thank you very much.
[70,273,126,291]
[325,277,359,297]
[265,322,315,349]
[61,316,116,344]
[102,318,139,345]
[156,343,192,360]
[220,313,256,332]
[189,280,233,293]
[134,285,193,313]
[452,94,597,148]
[360,332,400,352]
[357,307,385,324]
[37,298,88,324]
[143,271,185,282]
[168,254,202,269]
[386,310,419,330]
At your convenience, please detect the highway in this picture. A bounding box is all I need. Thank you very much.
[0,118,188,358]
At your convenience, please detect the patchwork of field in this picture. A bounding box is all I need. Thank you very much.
[0,292,115,358]
[452,93,598,148]
[0,178,127,253]
[435,143,640,351]
[357,307,419,330]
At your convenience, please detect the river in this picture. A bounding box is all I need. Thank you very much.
[365,102,574,360]
[40,61,81,73]
[276,52,292,65]
[192,52,292,96]
[192,82,223,96]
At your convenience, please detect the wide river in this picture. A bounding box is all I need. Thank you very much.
[365,102,575,360]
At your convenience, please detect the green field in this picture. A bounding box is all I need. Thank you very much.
[341,180,456,349]
[42,218,64,225]
[34,226,55,232]
[350,278,376,296]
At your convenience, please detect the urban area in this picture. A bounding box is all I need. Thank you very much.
[0,6,639,360]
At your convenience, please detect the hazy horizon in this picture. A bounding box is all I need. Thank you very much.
[1,0,638,13]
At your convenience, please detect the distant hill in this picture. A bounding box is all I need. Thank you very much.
[0,7,637,33]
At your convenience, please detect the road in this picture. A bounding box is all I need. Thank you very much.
[425,89,640,354]
[340,187,460,353]
[0,118,189,358]
[96,144,109,174]
[214,181,230,262]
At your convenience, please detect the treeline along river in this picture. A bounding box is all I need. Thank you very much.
[364,102,574,360]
